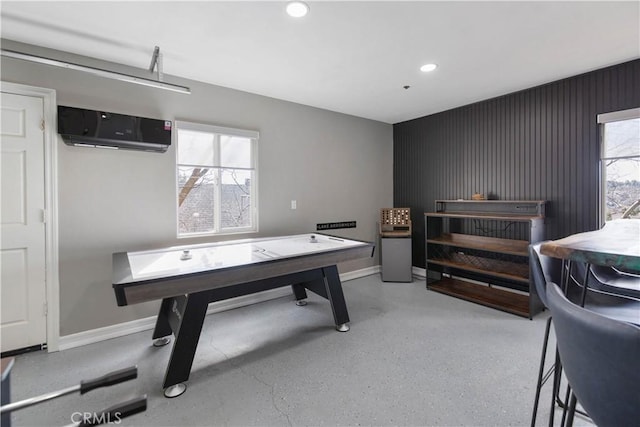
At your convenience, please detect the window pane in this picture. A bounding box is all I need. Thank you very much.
[178,129,215,166]
[603,118,640,158]
[178,167,216,234]
[604,158,640,220]
[176,121,257,237]
[220,169,252,229]
[220,135,252,168]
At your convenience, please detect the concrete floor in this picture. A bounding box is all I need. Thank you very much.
[6,274,593,426]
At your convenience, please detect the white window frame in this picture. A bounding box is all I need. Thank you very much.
[597,107,640,224]
[175,120,259,237]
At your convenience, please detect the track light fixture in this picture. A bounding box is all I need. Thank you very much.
[0,48,191,94]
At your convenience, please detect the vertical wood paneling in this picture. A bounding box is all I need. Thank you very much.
[394,60,640,268]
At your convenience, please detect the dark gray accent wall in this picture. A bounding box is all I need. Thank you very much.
[394,59,640,268]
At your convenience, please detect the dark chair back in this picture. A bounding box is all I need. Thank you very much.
[529,242,562,308]
[590,265,640,300]
[546,283,640,427]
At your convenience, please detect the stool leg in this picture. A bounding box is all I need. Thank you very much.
[548,349,562,427]
[531,316,553,427]
[565,391,577,427]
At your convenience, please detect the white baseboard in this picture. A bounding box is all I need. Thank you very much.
[58,314,158,351]
[58,266,381,351]
[340,265,380,281]
[412,266,427,278]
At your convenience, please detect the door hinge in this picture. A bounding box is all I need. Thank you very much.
[41,209,47,223]
[43,302,48,316]
[40,119,45,131]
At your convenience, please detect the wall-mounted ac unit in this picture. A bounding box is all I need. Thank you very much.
[57,106,172,153]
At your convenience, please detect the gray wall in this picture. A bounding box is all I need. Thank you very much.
[1,42,393,336]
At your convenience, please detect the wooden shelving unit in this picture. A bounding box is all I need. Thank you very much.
[425,200,546,318]
[426,254,530,283]
[427,233,529,256]
[428,278,531,318]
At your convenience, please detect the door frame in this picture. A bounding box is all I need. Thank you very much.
[1,81,60,352]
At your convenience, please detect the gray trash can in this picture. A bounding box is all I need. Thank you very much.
[379,208,413,282]
[381,236,412,282]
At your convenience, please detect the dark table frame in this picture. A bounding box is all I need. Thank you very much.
[112,234,374,397]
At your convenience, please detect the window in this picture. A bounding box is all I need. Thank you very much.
[598,108,640,222]
[176,121,258,236]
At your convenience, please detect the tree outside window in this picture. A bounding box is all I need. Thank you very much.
[600,111,640,222]
[176,122,258,236]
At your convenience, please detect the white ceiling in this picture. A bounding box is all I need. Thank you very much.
[1,1,638,124]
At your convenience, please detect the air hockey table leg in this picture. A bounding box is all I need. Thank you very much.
[161,293,209,398]
[164,383,186,398]
[291,283,308,306]
[152,298,173,347]
[153,337,171,347]
[322,265,350,332]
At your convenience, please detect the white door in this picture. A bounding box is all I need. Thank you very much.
[1,91,47,352]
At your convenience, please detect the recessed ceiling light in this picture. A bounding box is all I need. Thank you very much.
[420,63,438,73]
[286,1,310,18]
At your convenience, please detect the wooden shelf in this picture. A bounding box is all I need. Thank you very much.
[427,253,529,283]
[427,233,529,256]
[425,200,546,318]
[433,200,546,220]
[426,212,542,222]
[428,277,530,318]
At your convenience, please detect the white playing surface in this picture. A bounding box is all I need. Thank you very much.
[127,234,367,280]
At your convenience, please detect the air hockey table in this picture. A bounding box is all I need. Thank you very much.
[112,233,374,397]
